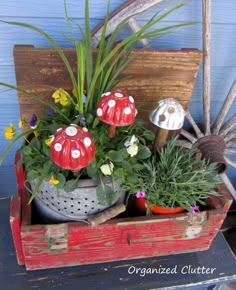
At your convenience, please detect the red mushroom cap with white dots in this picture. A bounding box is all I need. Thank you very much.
[96,90,136,126]
[50,125,96,171]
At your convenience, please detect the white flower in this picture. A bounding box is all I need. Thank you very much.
[127,144,138,157]
[124,135,137,148]
[100,162,114,176]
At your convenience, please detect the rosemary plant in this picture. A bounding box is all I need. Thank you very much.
[125,136,221,212]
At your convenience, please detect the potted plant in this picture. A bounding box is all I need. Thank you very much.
[0,0,196,222]
[124,136,222,215]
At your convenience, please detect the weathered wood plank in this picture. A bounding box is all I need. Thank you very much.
[20,208,228,270]
[13,46,202,126]
[9,195,25,265]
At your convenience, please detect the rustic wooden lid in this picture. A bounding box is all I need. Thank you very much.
[13,45,202,128]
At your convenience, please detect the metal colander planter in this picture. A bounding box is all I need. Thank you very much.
[30,178,124,222]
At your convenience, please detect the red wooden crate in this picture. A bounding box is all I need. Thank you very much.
[10,152,232,271]
[9,46,232,270]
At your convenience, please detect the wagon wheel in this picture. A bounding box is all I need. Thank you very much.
[91,0,236,200]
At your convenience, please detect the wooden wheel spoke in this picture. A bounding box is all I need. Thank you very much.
[212,79,236,135]
[185,110,204,138]
[224,148,236,155]
[91,0,164,47]
[219,114,236,137]
[220,172,236,200]
[175,140,193,149]
[127,18,149,47]
[202,0,211,135]
[226,138,236,147]
[180,129,197,144]
[224,129,236,143]
[225,157,236,169]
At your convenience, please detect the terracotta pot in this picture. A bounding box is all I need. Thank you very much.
[135,198,185,215]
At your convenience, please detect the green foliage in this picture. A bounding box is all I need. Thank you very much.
[0,0,197,204]
[124,136,222,211]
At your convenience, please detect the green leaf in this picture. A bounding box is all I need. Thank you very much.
[99,133,110,145]
[21,146,32,156]
[137,145,152,160]
[64,179,79,192]
[28,161,52,203]
[132,164,145,171]
[142,130,155,141]
[96,183,116,206]
[86,160,98,179]
[56,173,66,188]
[30,137,41,151]
[107,150,124,162]
[27,170,39,182]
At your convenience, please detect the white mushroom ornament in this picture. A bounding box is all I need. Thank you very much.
[149,98,185,148]
[96,90,136,138]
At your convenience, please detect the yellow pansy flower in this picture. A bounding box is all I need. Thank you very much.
[4,123,15,140]
[18,119,26,128]
[45,135,54,147]
[127,144,138,157]
[33,130,39,138]
[100,162,114,176]
[49,176,59,185]
[52,88,71,106]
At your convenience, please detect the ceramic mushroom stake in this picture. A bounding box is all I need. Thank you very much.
[150,98,185,148]
[50,124,96,171]
[96,90,136,138]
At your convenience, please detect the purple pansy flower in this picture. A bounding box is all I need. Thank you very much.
[80,117,86,124]
[29,113,38,128]
[191,205,199,213]
[48,108,57,116]
[136,191,146,199]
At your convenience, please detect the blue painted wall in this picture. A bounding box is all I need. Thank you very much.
[0,0,236,196]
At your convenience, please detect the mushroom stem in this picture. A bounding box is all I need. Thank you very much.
[154,128,169,149]
[72,169,80,176]
[108,125,117,138]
